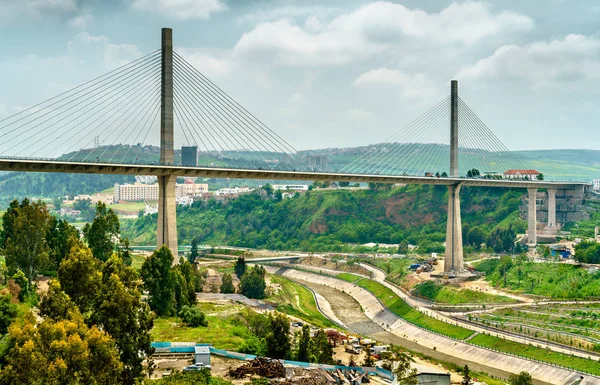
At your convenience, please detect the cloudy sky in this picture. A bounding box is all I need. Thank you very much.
[0,0,599,151]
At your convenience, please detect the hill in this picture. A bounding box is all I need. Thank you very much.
[122,185,527,252]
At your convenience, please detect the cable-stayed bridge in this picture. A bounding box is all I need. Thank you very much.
[0,28,587,272]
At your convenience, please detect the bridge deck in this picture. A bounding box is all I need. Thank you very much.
[0,158,586,189]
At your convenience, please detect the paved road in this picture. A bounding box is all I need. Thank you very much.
[359,263,600,361]
[265,266,597,385]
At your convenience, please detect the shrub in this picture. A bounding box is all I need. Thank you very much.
[178,306,208,327]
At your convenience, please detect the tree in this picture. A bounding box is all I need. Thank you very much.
[391,351,417,385]
[338,182,350,187]
[58,243,102,314]
[234,256,246,278]
[509,371,533,385]
[140,246,176,316]
[220,273,235,294]
[266,312,291,359]
[240,265,266,299]
[3,199,52,290]
[46,217,79,269]
[0,313,123,385]
[83,202,121,262]
[178,305,208,327]
[0,291,18,334]
[296,324,311,362]
[309,330,334,364]
[498,256,513,287]
[189,238,199,264]
[461,365,473,385]
[274,189,283,202]
[537,173,544,181]
[262,183,274,198]
[53,196,62,211]
[38,280,78,321]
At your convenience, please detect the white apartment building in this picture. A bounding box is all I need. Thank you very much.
[214,187,253,196]
[114,179,208,202]
[74,194,114,205]
[593,179,600,191]
[272,184,309,191]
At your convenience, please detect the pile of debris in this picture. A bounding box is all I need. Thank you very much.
[272,368,371,385]
[228,357,286,379]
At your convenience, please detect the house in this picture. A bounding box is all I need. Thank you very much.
[592,180,600,191]
[503,169,541,180]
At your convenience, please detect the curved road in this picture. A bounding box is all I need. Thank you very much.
[265,266,598,385]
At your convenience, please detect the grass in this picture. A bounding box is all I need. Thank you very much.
[336,274,474,340]
[130,254,145,270]
[269,275,337,329]
[151,303,251,350]
[412,282,518,304]
[111,202,148,213]
[471,334,600,375]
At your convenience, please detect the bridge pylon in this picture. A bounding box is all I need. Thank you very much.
[444,80,464,273]
[157,27,178,260]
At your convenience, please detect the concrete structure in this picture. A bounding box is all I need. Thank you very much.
[214,186,253,196]
[113,181,208,201]
[194,345,210,366]
[182,146,198,167]
[593,179,600,191]
[449,80,458,178]
[444,80,462,272]
[158,27,177,258]
[272,184,309,191]
[547,188,557,229]
[504,169,541,180]
[444,184,463,272]
[74,194,113,205]
[528,188,537,245]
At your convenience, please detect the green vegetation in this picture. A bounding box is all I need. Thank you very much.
[337,274,474,340]
[145,369,233,385]
[475,259,600,299]
[355,258,411,286]
[151,304,250,350]
[111,202,148,213]
[269,275,337,329]
[470,334,600,375]
[0,172,134,209]
[239,265,267,299]
[412,281,517,304]
[124,185,527,254]
[575,240,600,263]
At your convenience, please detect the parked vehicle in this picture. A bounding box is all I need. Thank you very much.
[183,363,211,371]
[345,344,362,354]
[369,345,389,355]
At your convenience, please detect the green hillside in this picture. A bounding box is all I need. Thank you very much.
[123,185,527,252]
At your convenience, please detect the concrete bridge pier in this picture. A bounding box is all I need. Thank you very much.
[157,174,178,258]
[444,183,463,272]
[547,188,557,229]
[527,188,538,245]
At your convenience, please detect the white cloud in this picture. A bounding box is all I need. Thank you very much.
[68,32,142,68]
[354,68,440,100]
[131,0,226,20]
[237,5,336,25]
[233,1,533,67]
[458,34,600,87]
[67,12,92,29]
[176,48,233,77]
[0,0,77,20]
[346,108,372,120]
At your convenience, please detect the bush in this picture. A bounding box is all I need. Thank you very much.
[178,306,208,327]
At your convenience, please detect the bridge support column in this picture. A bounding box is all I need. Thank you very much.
[547,188,557,229]
[158,174,178,259]
[528,188,537,245]
[444,184,463,272]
